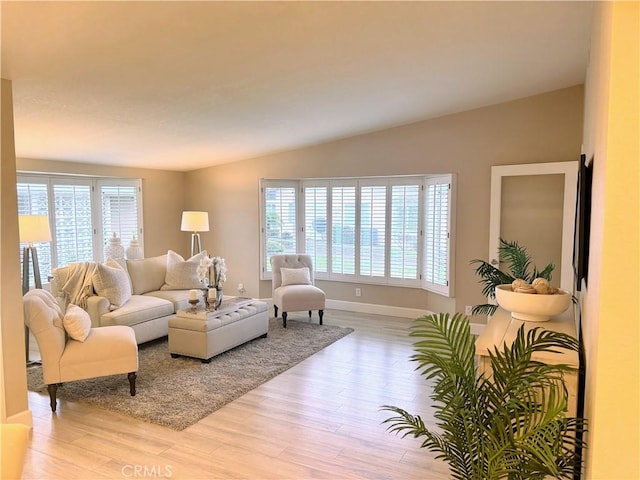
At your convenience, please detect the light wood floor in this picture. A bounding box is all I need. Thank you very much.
[23,310,450,479]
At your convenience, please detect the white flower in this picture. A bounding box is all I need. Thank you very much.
[197,255,227,287]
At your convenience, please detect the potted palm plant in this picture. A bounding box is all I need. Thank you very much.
[470,238,555,316]
[381,312,586,479]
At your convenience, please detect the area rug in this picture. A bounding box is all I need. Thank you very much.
[26,318,353,430]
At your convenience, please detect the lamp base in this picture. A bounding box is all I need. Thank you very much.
[190,233,202,257]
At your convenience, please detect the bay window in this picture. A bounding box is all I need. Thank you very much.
[260,174,456,297]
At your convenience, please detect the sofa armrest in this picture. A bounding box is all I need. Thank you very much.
[86,295,111,327]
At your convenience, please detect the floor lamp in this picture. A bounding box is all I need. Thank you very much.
[19,215,52,365]
[181,211,209,257]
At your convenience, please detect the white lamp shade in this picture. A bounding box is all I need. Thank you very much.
[181,211,209,232]
[19,215,52,243]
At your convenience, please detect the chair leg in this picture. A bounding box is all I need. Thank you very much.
[308,310,312,318]
[47,384,58,412]
[128,372,137,396]
[274,305,278,318]
[282,312,287,328]
[319,309,324,325]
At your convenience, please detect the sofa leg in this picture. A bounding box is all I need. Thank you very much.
[319,310,324,325]
[308,310,312,318]
[47,384,58,412]
[274,305,278,318]
[128,372,137,396]
[282,312,287,328]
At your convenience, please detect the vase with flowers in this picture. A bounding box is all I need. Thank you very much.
[197,255,227,310]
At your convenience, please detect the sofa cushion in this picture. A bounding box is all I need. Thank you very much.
[63,304,92,342]
[126,255,167,295]
[93,258,132,308]
[161,250,208,290]
[145,289,192,312]
[99,295,174,328]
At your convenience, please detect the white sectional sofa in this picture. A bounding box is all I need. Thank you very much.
[50,251,205,344]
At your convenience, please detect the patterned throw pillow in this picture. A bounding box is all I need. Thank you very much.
[280,267,312,286]
[93,258,132,308]
[162,250,208,290]
[63,304,92,342]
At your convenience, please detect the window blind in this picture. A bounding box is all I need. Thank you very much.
[359,184,387,278]
[331,184,356,276]
[263,184,298,273]
[303,185,328,274]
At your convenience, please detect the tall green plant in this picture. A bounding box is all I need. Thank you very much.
[470,238,555,316]
[381,312,585,480]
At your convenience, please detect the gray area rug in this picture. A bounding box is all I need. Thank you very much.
[27,318,353,430]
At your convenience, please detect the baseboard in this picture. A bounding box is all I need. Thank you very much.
[325,299,433,319]
[260,297,486,335]
[6,408,33,429]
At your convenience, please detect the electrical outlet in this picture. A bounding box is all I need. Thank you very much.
[465,305,473,316]
[355,288,362,297]
[238,283,245,294]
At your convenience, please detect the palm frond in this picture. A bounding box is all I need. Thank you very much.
[471,304,498,316]
[381,313,586,479]
[498,238,534,280]
[470,259,514,298]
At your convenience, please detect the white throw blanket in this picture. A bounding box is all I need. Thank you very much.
[61,262,96,310]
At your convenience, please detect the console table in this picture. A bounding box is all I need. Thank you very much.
[475,307,579,417]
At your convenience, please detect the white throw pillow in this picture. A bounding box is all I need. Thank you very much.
[162,250,208,290]
[280,267,311,286]
[93,259,132,308]
[63,304,91,342]
[127,254,167,294]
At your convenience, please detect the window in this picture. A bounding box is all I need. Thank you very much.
[260,181,298,274]
[17,174,143,287]
[422,175,455,296]
[303,184,328,274]
[260,174,455,297]
[330,182,356,278]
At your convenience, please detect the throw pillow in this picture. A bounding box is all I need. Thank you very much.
[63,304,91,342]
[280,267,311,286]
[162,250,208,290]
[127,254,167,295]
[93,259,132,308]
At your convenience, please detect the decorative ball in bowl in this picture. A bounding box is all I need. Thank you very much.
[495,284,572,322]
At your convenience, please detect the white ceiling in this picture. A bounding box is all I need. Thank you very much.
[1,1,593,172]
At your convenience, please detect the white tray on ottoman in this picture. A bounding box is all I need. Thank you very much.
[168,298,269,363]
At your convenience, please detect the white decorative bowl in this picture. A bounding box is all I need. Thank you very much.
[495,284,572,322]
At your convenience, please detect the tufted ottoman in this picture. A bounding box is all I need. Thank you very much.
[168,299,269,363]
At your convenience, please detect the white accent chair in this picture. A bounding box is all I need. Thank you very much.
[270,254,325,328]
[23,289,138,412]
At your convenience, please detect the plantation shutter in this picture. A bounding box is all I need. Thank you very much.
[422,175,455,296]
[303,183,328,275]
[262,182,298,275]
[359,182,387,278]
[330,182,356,277]
[390,182,420,281]
[99,181,142,257]
[53,182,94,265]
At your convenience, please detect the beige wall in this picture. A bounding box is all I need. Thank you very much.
[188,86,584,316]
[580,2,639,478]
[16,159,189,259]
[1,79,31,425]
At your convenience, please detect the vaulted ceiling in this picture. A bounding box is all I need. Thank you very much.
[1,1,593,171]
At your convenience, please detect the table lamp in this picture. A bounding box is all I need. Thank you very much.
[181,211,209,256]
